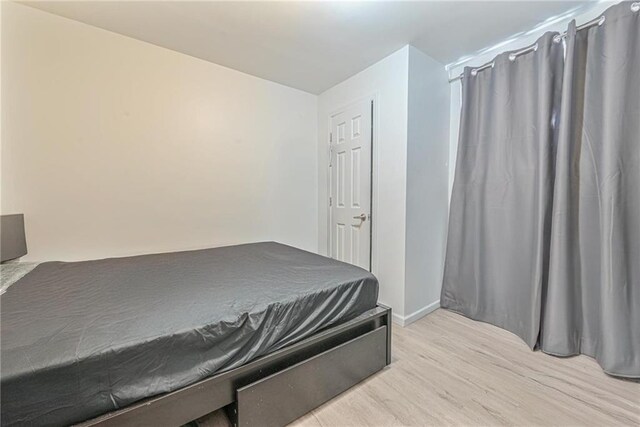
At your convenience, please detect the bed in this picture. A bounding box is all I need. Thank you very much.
[1,242,390,427]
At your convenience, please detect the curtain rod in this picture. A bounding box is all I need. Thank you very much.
[446,3,640,84]
[447,15,604,83]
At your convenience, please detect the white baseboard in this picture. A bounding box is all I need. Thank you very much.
[392,300,440,327]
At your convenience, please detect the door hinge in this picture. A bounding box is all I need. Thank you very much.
[329,196,332,207]
[329,132,333,143]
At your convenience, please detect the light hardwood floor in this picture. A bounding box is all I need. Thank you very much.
[197,309,640,426]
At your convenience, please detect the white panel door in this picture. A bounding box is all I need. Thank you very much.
[330,100,372,270]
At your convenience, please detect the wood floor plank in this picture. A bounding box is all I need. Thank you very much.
[196,309,640,426]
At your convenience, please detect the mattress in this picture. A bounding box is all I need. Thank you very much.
[0,242,378,426]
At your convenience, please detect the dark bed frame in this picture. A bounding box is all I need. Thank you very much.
[76,305,391,427]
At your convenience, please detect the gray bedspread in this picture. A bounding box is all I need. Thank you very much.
[0,242,378,426]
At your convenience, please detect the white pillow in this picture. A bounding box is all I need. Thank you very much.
[0,262,38,295]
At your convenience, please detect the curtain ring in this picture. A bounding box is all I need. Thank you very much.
[632,2,640,12]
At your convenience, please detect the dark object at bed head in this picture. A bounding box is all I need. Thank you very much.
[0,214,27,262]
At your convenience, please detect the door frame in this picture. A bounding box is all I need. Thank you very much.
[326,94,379,273]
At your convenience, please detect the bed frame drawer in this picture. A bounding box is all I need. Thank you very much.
[231,325,388,427]
[78,306,390,427]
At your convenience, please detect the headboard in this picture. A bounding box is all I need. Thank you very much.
[1,214,27,262]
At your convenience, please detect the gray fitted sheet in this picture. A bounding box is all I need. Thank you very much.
[1,242,378,426]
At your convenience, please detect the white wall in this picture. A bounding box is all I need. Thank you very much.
[317,47,409,317]
[1,2,318,262]
[404,46,450,322]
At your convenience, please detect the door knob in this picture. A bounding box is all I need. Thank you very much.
[353,213,367,221]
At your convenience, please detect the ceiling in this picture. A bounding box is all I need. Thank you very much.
[23,1,592,94]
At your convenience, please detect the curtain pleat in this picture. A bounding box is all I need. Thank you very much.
[541,2,640,378]
[441,32,564,349]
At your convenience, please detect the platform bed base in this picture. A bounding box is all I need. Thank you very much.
[77,306,391,427]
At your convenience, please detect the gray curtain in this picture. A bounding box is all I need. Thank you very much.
[441,32,564,348]
[541,2,640,378]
